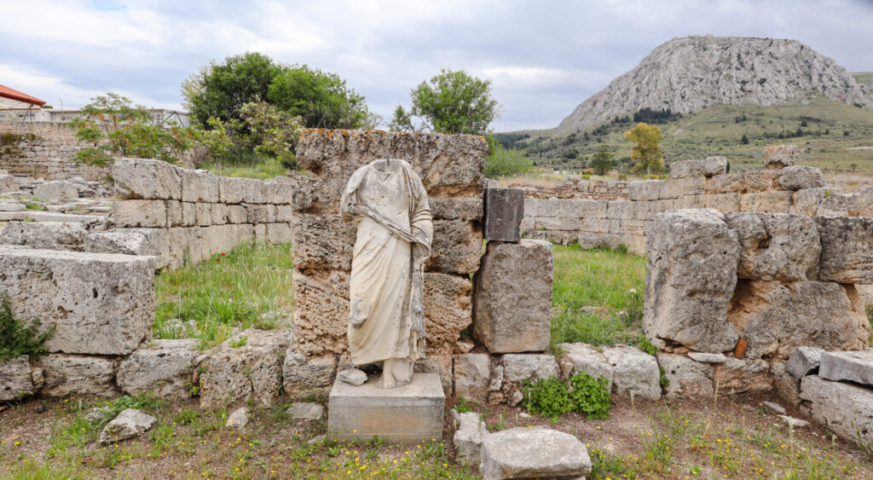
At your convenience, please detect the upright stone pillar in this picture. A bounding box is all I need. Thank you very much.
[483,187,524,242]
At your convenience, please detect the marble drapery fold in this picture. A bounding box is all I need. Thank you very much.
[340,159,433,372]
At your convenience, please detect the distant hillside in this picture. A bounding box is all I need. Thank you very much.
[555,35,872,135]
[854,72,873,92]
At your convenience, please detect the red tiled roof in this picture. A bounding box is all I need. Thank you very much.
[0,84,46,106]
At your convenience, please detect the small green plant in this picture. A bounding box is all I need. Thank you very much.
[454,397,474,414]
[637,336,658,356]
[229,335,248,348]
[24,202,47,211]
[0,294,55,363]
[659,366,670,389]
[523,372,611,422]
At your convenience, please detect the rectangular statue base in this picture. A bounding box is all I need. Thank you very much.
[328,373,445,443]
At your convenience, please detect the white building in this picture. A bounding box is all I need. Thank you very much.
[0,83,190,128]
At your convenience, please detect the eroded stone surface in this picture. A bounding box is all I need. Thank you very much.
[819,351,873,386]
[725,213,820,282]
[286,402,324,420]
[777,166,824,190]
[40,354,116,398]
[0,221,86,251]
[283,350,337,398]
[786,346,825,379]
[558,343,614,392]
[658,353,713,398]
[453,411,488,466]
[113,158,182,200]
[483,188,524,242]
[0,356,34,401]
[763,145,798,169]
[480,428,592,480]
[670,157,728,178]
[116,339,198,400]
[817,217,873,284]
[454,353,490,401]
[99,408,157,445]
[800,375,873,446]
[502,354,559,383]
[713,358,771,394]
[603,346,661,400]
[425,220,483,275]
[225,407,249,429]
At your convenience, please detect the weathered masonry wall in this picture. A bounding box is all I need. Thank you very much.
[521,155,866,254]
[0,120,102,180]
[108,158,296,269]
[291,129,488,388]
[511,177,629,201]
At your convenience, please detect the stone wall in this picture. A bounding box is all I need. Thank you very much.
[108,158,296,270]
[0,121,206,181]
[521,156,852,254]
[291,129,488,385]
[511,177,629,201]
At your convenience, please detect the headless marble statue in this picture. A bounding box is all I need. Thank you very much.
[340,158,433,388]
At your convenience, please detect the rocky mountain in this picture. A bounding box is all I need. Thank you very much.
[555,35,872,134]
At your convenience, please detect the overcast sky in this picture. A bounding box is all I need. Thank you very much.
[2,0,872,132]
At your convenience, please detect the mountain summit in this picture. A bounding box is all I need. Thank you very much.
[556,35,872,134]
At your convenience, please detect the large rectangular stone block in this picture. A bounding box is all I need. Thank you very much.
[85,228,170,270]
[739,191,792,213]
[430,197,483,221]
[425,220,483,275]
[180,169,219,203]
[291,213,356,271]
[800,375,873,447]
[473,240,553,353]
[819,351,873,386]
[328,373,444,443]
[113,158,182,200]
[484,187,524,242]
[817,217,873,284]
[724,213,820,282]
[114,200,168,228]
[670,157,727,179]
[706,170,780,195]
[0,247,155,355]
[628,180,663,201]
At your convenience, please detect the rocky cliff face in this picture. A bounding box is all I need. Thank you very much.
[556,35,872,134]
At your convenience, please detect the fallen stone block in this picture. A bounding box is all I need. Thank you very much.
[454,353,490,401]
[727,281,868,360]
[199,329,292,409]
[603,345,661,400]
[670,157,728,178]
[819,351,873,387]
[480,427,592,480]
[225,407,249,429]
[786,346,825,379]
[558,343,614,392]
[483,187,524,242]
[34,181,79,203]
[763,145,798,169]
[113,158,182,200]
[0,221,86,251]
[453,411,488,466]
[99,408,157,445]
[771,360,802,407]
[800,375,873,446]
[0,356,35,401]
[816,217,873,284]
[286,402,324,420]
[473,240,553,353]
[657,353,713,399]
[725,213,820,282]
[116,339,199,400]
[40,354,116,398]
[777,166,825,190]
[337,368,367,386]
[643,209,740,352]
[0,247,155,355]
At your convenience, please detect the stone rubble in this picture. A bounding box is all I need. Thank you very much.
[98,408,157,445]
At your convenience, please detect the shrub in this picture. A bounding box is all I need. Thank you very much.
[523,372,611,422]
[0,295,54,363]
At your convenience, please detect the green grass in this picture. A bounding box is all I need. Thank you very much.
[200,157,287,180]
[154,242,295,349]
[550,244,646,347]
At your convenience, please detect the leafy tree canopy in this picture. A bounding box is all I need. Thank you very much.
[267,66,368,129]
[591,144,615,176]
[624,122,665,175]
[390,69,500,135]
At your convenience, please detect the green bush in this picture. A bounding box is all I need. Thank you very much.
[523,372,611,422]
[0,295,54,363]
[485,138,534,178]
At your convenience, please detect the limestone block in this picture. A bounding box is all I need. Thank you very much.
[480,428,592,480]
[211,203,227,225]
[292,269,350,356]
[817,217,873,284]
[180,169,219,203]
[337,368,367,386]
[430,197,483,221]
[790,188,829,217]
[263,178,295,204]
[786,346,825,379]
[265,223,293,244]
[0,356,35,401]
[181,202,196,226]
[558,343,614,392]
[728,281,868,360]
[606,201,631,220]
[725,213,820,282]
[40,354,116,397]
[643,209,740,352]
[473,240,553,353]
[0,174,16,193]
[713,358,772,393]
[246,204,277,224]
[670,157,727,178]
[276,205,294,222]
[628,180,663,201]
[602,345,661,400]
[816,192,856,218]
[285,402,323,421]
[114,200,167,228]
[454,353,490,401]
[415,353,453,393]
[219,176,262,204]
[770,360,802,407]
[227,205,248,224]
[777,166,825,190]
[707,170,780,194]
[763,145,798,169]
[660,176,704,200]
[166,200,183,226]
[113,158,182,200]
[703,192,741,212]
[116,339,199,400]
[502,354,559,383]
[0,203,25,212]
[199,329,292,408]
[193,203,211,226]
[99,408,157,445]
[453,411,488,466]
[0,247,155,355]
[484,188,524,242]
[283,349,337,398]
[819,351,873,386]
[800,375,873,446]
[327,373,445,443]
[687,352,727,364]
[657,353,713,399]
[852,187,873,217]
[33,181,78,203]
[0,221,86,251]
[739,191,792,213]
[225,407,249,429]
[426,220,483,275]
[424,272,473,357]
[84,228,169,269]
[291,213,356,271]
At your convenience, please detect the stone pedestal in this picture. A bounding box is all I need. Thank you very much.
[328,373,445,443]
[484,187,524,242]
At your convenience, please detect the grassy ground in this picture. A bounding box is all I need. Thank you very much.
[153,242,295,350]
[200,158,288,180]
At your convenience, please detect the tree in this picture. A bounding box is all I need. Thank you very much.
[741,133,750,144]
[591,144,615,176]
[184,52,283,125]
[624,122,665,175]
[236,102,302,167]
[267,66,369,129]
[70,93,194,167]
[390,69,500,134]
[485,135,533,178]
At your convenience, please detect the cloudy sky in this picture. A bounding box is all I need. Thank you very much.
[2,0,872,131]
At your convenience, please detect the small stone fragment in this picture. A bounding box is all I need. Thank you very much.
[453,411,488,466]
[761,401,786,415]
[337,368,367,386]
[225,407,249,429]
[687,352,728,364]
[286,402,324,420]
[98,409,157,445]
[778,415,809,428]
[785,346,825,379]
